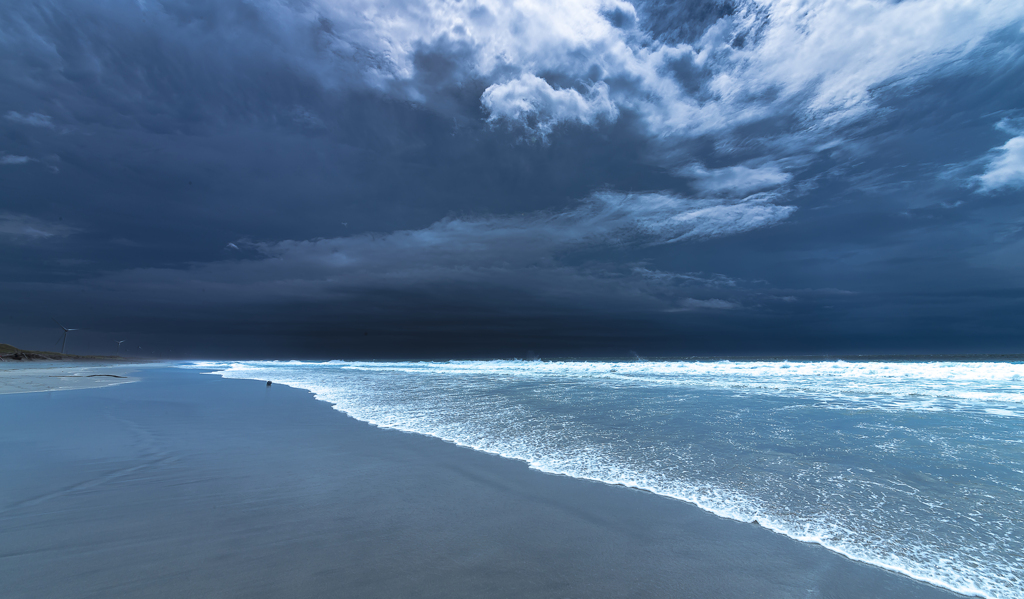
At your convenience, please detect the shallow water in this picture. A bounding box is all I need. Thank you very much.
[190,359,1024,599]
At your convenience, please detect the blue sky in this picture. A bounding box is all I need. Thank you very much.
[2,0,1023,358]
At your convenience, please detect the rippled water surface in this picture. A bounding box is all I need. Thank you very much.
[189,359,1024,599]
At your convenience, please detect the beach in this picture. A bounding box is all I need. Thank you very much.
[0,361,141,395]
[1,365,968,598]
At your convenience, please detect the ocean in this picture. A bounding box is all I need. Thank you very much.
[190,359,1023,599]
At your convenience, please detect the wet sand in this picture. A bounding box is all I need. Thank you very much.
[0,361,143,395]
[0,366,967,598]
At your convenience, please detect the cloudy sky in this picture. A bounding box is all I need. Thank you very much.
[2,0,1023,358]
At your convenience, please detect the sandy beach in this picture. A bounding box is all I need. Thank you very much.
[0,365,967,598]
[0,361,143,395]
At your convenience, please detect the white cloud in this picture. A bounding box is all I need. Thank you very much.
[0,154,31,165]
[4,111,54,128]
[482,74,617,138]
[312,0,1023,183]
[677,162,793,196]
[9,0,1017,196]
[664,298,739,312]
[353,1,1022,128]
[975,135,1024,192]
[11,0,1018,175]
[719,0,1019,121]
[631,267,740,287]
[249,190,794,270]
[995,117,1024,135]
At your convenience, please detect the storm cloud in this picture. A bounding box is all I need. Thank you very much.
[2,0,1023,358]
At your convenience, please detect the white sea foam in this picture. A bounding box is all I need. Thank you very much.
[190,358,1024,415]
[186,359,1024,599]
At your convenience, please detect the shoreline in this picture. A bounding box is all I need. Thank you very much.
[208,366,991,599]
[1,366,972,598]
[0,361,152,395]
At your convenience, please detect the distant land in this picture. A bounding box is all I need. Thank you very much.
[0,343,132,362]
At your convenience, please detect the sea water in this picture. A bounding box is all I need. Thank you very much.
[188,359,1024,598]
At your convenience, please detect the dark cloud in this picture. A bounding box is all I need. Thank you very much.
[2,0,1023,357]
[0,212,75,242]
